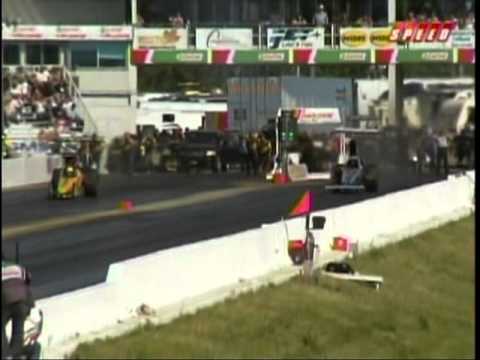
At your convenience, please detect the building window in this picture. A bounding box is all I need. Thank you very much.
[70,43,127,68]
[26,44,42,65]
[98,43,127,67]
[3,44,20,65]
[71,43,98,67]
[43,44,60,64]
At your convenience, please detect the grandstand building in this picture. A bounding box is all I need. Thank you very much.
[2,0,137,138]
[2,0,475,136]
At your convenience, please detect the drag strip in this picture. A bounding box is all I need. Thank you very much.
[2,173,268,227]
[2,170,439,299]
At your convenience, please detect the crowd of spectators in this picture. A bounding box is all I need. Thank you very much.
[107,127,275,176]
[2,66,84,138]
[137,1,475,30]
[402,1,475,29]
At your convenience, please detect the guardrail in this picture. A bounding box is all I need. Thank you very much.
[1,154,62,189]
[37,171,474,358]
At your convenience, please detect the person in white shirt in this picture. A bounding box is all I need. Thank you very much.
[36,67,50,83]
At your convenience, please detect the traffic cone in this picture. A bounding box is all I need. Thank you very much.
[119,200,135,211]
[273,169,290,184]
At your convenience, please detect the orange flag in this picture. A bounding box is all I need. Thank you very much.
[289,191,313,217]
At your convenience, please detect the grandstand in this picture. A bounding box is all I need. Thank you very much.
[2,0,137,143]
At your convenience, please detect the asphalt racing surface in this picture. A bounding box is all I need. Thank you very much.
[2,170,439,299]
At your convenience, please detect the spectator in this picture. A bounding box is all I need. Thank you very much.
[169,13,185,28]
[465,12,475,29]
[291,13,308,26]
[435,130,449,176]
[313,4,329,27]
[258,133,272,174]
[247,133,259,176]
[270,13,285,25]
[36,67,50,83]
[239,135,249,175]
[407,11,417,21]
[122,132,137,176]
[464,0,473,15]
[423,2,434,18]
[418,13,427,21]
[454,129,469,168]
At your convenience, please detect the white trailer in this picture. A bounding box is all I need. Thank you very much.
[136,100,227,132]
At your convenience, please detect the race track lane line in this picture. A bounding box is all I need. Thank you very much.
[2,184,272,239]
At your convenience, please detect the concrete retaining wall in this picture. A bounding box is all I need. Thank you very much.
[1,155,62,189]
[37,172,475,358]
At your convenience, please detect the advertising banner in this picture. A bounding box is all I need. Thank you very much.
[375,49,454,64]
[451,30,475,48]
[294,49,372,64]
[391,21,456,49]
[196,28,253,49]
[212,49,291,64]
[340,24,472,49]
[295,108,342,124]
[132,49,208,64]
[340,27,393,49]
[267,27,325,49]
[2,25,132,41]
[136,28,188,49]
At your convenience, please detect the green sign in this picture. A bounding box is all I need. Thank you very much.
[315,50,372,64]
[398,49,453,63]
[152,50,209,64]
[234,50,290,64]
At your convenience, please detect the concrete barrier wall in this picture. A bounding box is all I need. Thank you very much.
[2,155,62,189]
[36,173,475,356]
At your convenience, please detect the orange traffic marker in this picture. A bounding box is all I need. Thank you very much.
[119,200,135,211]
[273,172,290,185]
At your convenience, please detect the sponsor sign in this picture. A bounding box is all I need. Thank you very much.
[196,28,253,49]
[2,25,132,41]
[132,50,208,64]
[375,49,454,64]
[391,21,456,48]
[294,49,371,64]
[451,30,475,48]
[267,27,325,49]
[341,24,466,49]
[136,28,188,49]
[296,108,342,124]
[212,50,290,64]
[340,28,393,49]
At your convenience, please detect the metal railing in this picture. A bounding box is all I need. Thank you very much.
[62,68,98,135]
[133,22,474,50]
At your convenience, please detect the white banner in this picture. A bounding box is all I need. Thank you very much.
[2,25,132,41]
[296,108,342,124]
[136,28,188,49]
[451,30,475,48]
[267,27,325,49]
[196,28,253,49]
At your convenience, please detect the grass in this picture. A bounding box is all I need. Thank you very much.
[70,216,475,359]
